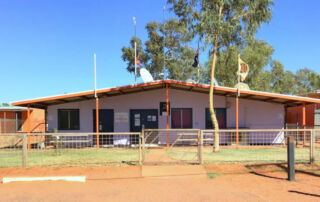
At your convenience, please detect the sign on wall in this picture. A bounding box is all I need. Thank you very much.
[115,112,129,123]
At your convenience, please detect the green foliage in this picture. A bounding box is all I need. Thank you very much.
[242,40,274,91]
[121,19,201,81]
[1,103,9,107]
[121,37,147,74]
[163,19,201,81]
[204,39,274,91]
[168,0,273,50]
[269,60,297,94]
[204,40,320,95]
[295,68,320,94]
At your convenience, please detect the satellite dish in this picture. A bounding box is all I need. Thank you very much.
[185,78,219,86]
[140,68,154,83]
[214,78,219,86]
[186,79,196,83]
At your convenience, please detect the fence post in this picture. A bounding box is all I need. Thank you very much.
[139,132,142,165]
[142,129,145,164]
[198,130,203,165]
[310,130,315,164]
[22,133,27,168]
[287,136,295,181]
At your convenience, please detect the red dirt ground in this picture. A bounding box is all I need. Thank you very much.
[1,164,320,202]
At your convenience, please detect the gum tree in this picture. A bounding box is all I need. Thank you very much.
[121,20,200,81]
[168,0,273,151]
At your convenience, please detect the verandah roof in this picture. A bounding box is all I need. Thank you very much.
[11,80,320,109]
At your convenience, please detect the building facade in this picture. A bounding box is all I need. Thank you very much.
[0,107,45,133]
[287,92,320,128]
[12,80,320,145]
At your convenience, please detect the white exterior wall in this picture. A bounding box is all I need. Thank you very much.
[47,88,284,133]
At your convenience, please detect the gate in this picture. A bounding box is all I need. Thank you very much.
[142,129,202,165]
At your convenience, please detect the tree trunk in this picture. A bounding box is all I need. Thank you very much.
[209,40,220,152]
[210,3,223,152]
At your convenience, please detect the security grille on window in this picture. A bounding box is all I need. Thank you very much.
[58,109,80,130]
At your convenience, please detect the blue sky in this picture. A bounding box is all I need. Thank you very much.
[0,0,319,104]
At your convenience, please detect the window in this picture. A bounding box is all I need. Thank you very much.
[206,108,226,129]
[15,112,22,132]
[58,109,80,130]
[160,102,170,116]
[171,108,192,128]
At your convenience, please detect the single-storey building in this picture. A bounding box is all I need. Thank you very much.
[12,80,320,146]
[0,106,45,133]
[287,91,320,128]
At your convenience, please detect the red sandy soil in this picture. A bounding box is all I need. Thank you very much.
[1,165,320,202]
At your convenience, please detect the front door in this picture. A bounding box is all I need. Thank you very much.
[130,109,158,144]
[93,109,114,145]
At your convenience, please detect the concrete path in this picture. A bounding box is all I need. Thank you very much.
[142,148,206,178]
[142,165,207,178]
[144,148,177,164]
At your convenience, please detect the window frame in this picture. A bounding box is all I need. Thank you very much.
[58,109,80,130]
[171,108,193,129]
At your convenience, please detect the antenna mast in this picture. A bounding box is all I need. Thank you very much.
[94,53,97,98]
[133,17,137,85]
[163,5,166,80]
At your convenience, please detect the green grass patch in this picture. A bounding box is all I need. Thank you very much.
[207,172,223,179]
[0,148,142,167]
[0,150,22,167]
[167,147,317,164]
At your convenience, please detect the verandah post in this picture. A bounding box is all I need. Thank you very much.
[302,103,306,146]
[236,95,239,148]
[27,105,31,150]
[96,98,99,150]
[166,84,169,148]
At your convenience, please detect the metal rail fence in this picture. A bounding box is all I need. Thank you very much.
[0,132,142,168]
[202,129,317,164]
[1,129,320,168]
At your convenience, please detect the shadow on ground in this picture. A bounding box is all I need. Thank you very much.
[289,190,320,198]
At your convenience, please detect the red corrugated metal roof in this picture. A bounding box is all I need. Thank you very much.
[11,80,320,109]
